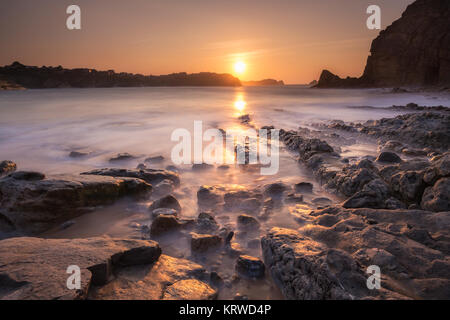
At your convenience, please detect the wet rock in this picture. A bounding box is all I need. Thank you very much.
[9,171,45,181]
[192,163,214,171]
[402,148,428,157]
[90,255,212,300]
[69,151,89,158]
[294,182,313,193]
[151,208,177,218]
[136,163,147,170]
[0,173,152,235]
[59,220,75,230]
[149,195,181,213]
[152,179,174,196]
[82,168,180,186]
[224,190,254,210]
[391,171,425,203]
[237,214,260,230]
[145,155,164,163]
[264,182,289,198]
[421,178,450,212]
[109,153,135,162]
[190,232,222,252]
[240,198,261,213]
[196,212,219,232]
[312,197,332,206]
[210,271,224,288]
[285,193,304,204]
[150,214,181,236]
[0,160,17,177]
[162,279,217,300]
[235,255,265,279]
[197,185,222,208]
[217,165,230,170]
[382,140,404,152]
[376,152,402,163]
[233,293,249,300]
[0,237,161,299]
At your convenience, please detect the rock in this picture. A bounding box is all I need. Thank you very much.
[0,237,161,299]
[285,193,304,204]
[312,197,332,206]
[150,214,181,236]
[391,171,425,204]
[69,151,89,158]
[294,182,313,193]
[247,239,260,249]
[151,208,177,218]
[376,152,402,163]
[240,198,261,213]
[152,179,174,196]
[8,171,45,181]
[0,160,17,176]
[210,271,224,288]
[264,182,289,198]
[261,227,357,299]
[421,178,450,212]
[60,220,75,230]
[235,255,265,279]
[196,212,219,232]
[190,232,222,252]
[136,163,147,170]
[162,279,217,300]
[82,168,180,186]
[149,195,181,213]
[145,156,164,163]
[197,186,222,208]
[192,163,214,171]
[0,173,152,235]
[316,0,450,88]
[217,165,230,170]
[343,179,390,209]
[109,153,135,162]
[237,214,260,230]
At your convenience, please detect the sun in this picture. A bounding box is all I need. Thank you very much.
[233,61,246,74]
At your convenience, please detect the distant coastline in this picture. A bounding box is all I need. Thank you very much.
[0,62,245,89]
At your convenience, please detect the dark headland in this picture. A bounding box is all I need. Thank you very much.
[316,0,450,89]
[0,62,242,89]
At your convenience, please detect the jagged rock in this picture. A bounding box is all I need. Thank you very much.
[0,173,152,236]
[237,214,260,230]
[150,214,181,236]
[190,232,222,252]
[285,193,304,204]
[294,182,313,193]
[316,0,450,88]
[89,254,212,300]
[192,163,214,171]
[343,179,390,209]
[312,197,332,206]
[149,195,181,213]
[391,171,425,204]
[82,168,180,186]
[376,152,402,164]
[162,279,217,300]
[421,178,450,212]
[235,255,265,279]
[0,160,17,176]
[0,237,161,299]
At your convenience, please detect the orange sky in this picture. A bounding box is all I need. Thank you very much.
[0,0,414,84]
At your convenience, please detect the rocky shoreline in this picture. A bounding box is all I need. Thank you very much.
[0,104,449,300]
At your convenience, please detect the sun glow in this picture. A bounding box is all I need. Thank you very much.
[234,94,247,114]
[233,61,246,74]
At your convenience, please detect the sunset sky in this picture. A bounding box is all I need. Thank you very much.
[0,0,414,84]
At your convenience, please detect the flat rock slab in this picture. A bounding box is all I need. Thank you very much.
[0,173,152,236]
[89,255,214,300]
[0,237,161,300]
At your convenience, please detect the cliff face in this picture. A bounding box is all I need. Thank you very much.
[0,62,242,88]
[317,0,450,88]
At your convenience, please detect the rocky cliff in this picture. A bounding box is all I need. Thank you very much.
[316,0,450,88]
[0,62,242,88]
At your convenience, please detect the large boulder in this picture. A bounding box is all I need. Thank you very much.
[0,237,161,300]
[0,173,152,236]
[0,160,17,177]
